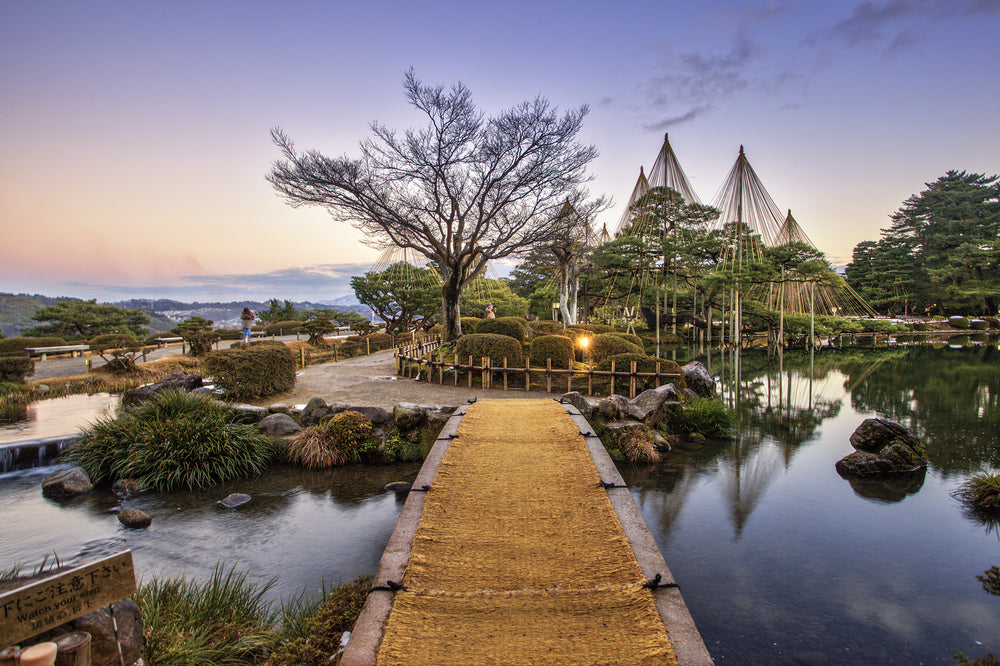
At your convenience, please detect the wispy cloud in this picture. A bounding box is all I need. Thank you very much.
[46,263,376,303]
[828,0,1000,53]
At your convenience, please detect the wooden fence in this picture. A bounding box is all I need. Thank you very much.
[394,339,682,399]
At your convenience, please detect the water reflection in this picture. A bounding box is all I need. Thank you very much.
[1,463,422,602]
[621,343,1000,664]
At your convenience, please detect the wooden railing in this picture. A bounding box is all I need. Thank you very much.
[395,340,682,399]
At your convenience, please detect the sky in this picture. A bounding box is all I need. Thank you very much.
[2,0,998,304]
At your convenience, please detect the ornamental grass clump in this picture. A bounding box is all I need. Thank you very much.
[135,563,278,666]
[67,390,275,490]
[953,472,1000,513]
[664,397,736,440]
[606,426,661,464]
[287,410,374,469]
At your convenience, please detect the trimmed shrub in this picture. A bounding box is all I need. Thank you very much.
[215,328,244,341]
[663,398,735,440]
[970,319,988,331]
[606,331,643,348]
[66,390,276,490]
[529,335,574,369]
[203,344,296,401]
[90,333,142,373]
[949,316,971,329]
[569,323,616,334]
[595,353,686,392]
[475,316,526,341]
[987,317,999,329]
[0,336,66,356]
[456,333,524,367]
[0,357,34,383]
[460,317,481,335]
[530,321,565,335]
[265,320,302,336]
[287,411,374,468]
[589,333,643,364]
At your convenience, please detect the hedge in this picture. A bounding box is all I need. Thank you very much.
[0,357,34,383]
[529,321,565,335]
[589,333,643,364]
[455,333,523,367]
[475,317,526,341]
[460,317,482,335]
[89,333,139,351]
[265,320,302,336]
[605,332,643,348]
[529,335,574,369]
[969,319,988,331]
[0,336,67,356]
[203,344,296,400]
[949,316,970,329]
[595,353,686,391]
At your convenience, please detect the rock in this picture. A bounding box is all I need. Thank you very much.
[687,432,706,443]
[258,413,301,437]
[70,599,143,666]
[36,383,50,394]
[836,418,928,476]
[393,402,426,430]
[121,372,203,408]
[682,361,715,397]
[42,467,93,499]
[300,397,330,427]
[598,395,628,420]
[682,388,699,401]
[327,402,350,415]
[268,403,291,414]
[231,404,269,423]
[218,493,251,508]
[349,405,391,424]
[118,508,152,528]
[156,371,204,391]
[111,479,144,496]
[422,405,458,416]
[560,391,596,418]
[384,482,412,492]
[650,429,673,452]
[626,384,679,424]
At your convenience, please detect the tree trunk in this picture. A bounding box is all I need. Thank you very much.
[441,269,463,342]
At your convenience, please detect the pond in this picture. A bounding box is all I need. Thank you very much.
[1,343,998,664]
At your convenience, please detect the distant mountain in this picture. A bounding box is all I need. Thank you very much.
[0,292,370,336]
[0,293,75,337]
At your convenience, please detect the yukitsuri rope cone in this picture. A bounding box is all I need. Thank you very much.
[377,399,676,665]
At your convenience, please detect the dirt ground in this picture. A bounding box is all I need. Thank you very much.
[250,349,560,409]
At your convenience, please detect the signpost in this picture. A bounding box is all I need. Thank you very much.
[0,551,136,648]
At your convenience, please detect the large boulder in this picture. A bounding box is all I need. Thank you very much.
[598,394,628,420]
[42,467,93,499]
[258,413,301,437]
[560,391,596,419]
[835,418,928,476]
[626,384,679,424]
[348,405,391,424]
[299,397,330,427]
[393,402,426,430]
[682,361,715,398]
[121,372,203,408]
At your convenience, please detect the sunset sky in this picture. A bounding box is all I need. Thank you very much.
[2,1,998,303]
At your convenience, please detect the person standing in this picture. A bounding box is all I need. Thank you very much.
[484,303,496,319]
[241,307,255,344]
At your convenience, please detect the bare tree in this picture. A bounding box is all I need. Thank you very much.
[268,69,598,340]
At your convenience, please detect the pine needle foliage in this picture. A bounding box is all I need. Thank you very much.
[67,390,276,490]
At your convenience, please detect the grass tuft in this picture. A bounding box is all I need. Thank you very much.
[953,472,1000,512]
[66,389,276,490]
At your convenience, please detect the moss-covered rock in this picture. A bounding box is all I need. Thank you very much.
[835,418,928,476]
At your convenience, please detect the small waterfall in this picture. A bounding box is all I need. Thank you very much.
[0,436,78,474]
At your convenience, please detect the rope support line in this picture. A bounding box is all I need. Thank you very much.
[370,580,407,594]
[599,480,628,489]
[381,582,659,599]
[643,573,679,590]
[409,485,432,492]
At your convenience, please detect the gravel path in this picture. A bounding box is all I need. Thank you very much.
[251,349,559,409]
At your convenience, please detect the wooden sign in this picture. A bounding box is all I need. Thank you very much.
[0,551,136,647]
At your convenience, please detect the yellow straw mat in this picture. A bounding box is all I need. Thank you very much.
[376,399,676,665]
